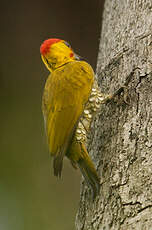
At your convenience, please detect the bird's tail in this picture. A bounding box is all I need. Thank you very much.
[68,141,100,199]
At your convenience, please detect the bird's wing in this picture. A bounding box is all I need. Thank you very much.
[42,61,94,176]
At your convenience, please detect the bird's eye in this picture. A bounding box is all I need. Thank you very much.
[64,41,71,48]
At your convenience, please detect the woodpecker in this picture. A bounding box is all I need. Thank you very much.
[40,38,105,198]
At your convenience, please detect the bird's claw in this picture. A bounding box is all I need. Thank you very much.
[103,85,130,105]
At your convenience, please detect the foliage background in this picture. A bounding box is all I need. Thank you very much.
[0,1,103,229]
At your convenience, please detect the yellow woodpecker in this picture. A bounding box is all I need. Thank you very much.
[40,38,101,198]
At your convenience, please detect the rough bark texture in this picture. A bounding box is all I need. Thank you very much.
[76,0,152,229]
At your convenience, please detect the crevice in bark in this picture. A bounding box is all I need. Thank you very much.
[137,205,152,214]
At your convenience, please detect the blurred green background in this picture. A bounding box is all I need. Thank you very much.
[0,1,103,229]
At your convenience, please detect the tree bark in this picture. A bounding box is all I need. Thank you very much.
[76,0,152,229]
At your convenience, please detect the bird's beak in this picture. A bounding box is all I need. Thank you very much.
[74,53,84,61]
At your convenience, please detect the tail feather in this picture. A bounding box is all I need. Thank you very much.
[68,141,100,198]
[67,139,100,198]
[53,142,68,177]
[78,157,100,199]
[53,154,63,177]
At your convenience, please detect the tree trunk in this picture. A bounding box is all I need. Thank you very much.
[76,0,152,229]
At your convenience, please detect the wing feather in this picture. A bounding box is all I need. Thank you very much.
[42,61,94,175]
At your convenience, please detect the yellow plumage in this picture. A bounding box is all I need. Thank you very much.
[40,39,100,197]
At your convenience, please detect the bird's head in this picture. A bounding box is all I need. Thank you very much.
[40,38,80,72]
